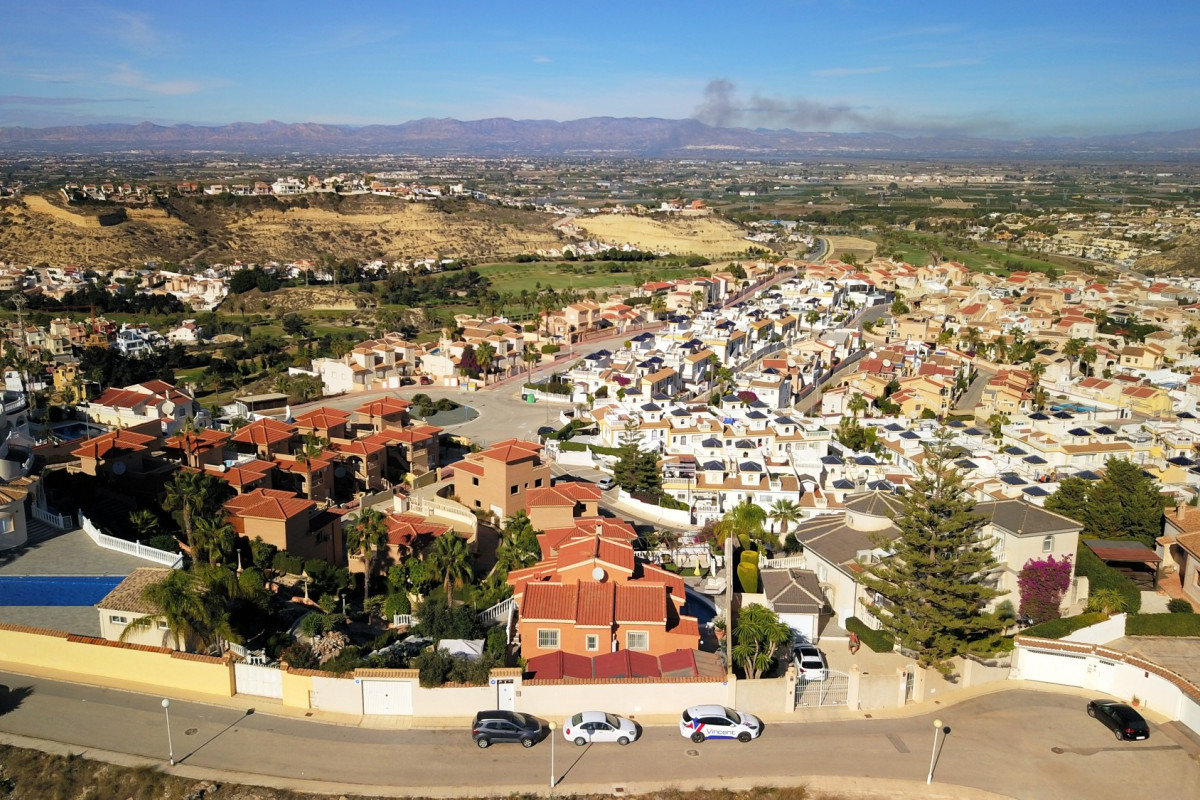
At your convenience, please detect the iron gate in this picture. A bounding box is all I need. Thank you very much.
[795,669,849,708]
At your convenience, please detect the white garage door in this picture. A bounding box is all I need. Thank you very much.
[362,680,413,716]
[1020,649,1089,688]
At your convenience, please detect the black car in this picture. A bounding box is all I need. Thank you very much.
[471,710,546,748]
[1087,700,1150,741]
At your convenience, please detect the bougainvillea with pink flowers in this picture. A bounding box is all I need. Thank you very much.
[1017,555,1074,623]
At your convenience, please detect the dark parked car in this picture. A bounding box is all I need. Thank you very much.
[1087,700,1150,741]
[471,710,546,748]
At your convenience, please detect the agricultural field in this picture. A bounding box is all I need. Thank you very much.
[823,235,878,264]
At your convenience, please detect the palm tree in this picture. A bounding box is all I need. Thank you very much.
[345,507,391,608]
[431,532,474,599]
[163,471,208,551]
[1080,346,1098,377]
[769,499,802,537]
[962,326,983,354]
[119,569,212,652]
[847,392,868,419]
[475,341,496,384]
[650,294,667,318]
[129,509,159,541]
[1062,338,1085,377]
[730,603,792,679]
[1185,324,1198,347]
[193,515,237,566]
[714,500,767,547]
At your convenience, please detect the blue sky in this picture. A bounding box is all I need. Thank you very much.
[2,1,1198,137]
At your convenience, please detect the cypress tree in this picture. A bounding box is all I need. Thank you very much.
[858,434,1005,675]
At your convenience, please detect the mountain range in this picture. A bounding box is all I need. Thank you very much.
[1,117,1199,160]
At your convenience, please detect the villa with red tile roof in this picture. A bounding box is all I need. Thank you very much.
[85,379,199,434]
[507,528,700,661]
[71,421,162,478]
[525,481,601,531]
[230,418,296,460]
[224,488,342,563]
[452,438,550,518]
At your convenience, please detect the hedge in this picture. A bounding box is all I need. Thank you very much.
[1075,546,1141,614]
[557,441,622,456]
[1021,611,1108,639]
[1126,613,1200,637]
[846,616,895,653]
[737,562,759,593]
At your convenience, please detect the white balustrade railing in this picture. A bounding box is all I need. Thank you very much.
[31,505,73,530]
[761,555,808,570]
[478,597,515,626]
[79,511,183,568]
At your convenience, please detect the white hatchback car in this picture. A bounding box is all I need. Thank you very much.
[561,711,639,746]
[679,705,763,743]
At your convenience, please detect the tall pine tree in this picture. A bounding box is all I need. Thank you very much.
[858,434,1004,675]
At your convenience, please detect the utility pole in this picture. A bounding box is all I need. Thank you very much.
[10,293,31,403]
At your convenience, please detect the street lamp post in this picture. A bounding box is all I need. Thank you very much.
[926,718,943,785]
[548,721,557,788]
[161,698,175,766]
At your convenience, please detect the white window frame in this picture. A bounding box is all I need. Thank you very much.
[109,615,128,625]
[1042,535,1054,553]
[625,630,650,651]
[537,629,560,649]
[585,634,599,651]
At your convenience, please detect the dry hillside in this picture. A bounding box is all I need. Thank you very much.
[573,211,749,257]
[0,193,562,268]
[1135,233,1200,276]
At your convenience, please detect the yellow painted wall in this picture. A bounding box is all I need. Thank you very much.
[0,626,234,698]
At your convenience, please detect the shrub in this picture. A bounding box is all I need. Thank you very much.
[279,641,317,670]
[782,533,802,554]
[272,550,305,576]
[736,561,759,593]
[1167,598,1194,614]
[384,592,412,618]
[540,344,560,355]
[1127,613,1200,636]
[1075,547,1141,613]
[740,550,760,565]
[298,612,339,639]
[846,617,895,652]
[1021,611,1107,639]
[1087,588,1127,615]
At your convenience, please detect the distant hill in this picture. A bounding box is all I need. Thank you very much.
[2,117,1199,159]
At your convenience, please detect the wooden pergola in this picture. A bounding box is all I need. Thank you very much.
[1083,539,1162,589]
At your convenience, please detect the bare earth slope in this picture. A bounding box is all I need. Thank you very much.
[1136,233,1200,276]
[573,212,749,257]
[0,193,562,267]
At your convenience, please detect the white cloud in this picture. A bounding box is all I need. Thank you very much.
[109,65,206,95]
[534,56,552,64]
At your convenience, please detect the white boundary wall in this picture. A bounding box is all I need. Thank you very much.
[1013,636,1200,736]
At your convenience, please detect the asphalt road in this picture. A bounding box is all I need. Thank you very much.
[0,671,1195,799]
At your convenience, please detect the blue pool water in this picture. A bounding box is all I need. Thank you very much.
[683,590,717,627]
[0,576,123,606]
[1051,403,1098,413]
[53,423,106,442]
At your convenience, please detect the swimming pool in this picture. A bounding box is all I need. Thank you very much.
[0,575,123,606]
[1051,403,1098,413]
[52,422,107,442]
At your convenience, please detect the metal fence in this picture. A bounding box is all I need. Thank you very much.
[795,669,850,708]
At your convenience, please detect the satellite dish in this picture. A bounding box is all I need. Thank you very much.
[592,567,606,582]
[882,359,892,368]
[112,461,126,476]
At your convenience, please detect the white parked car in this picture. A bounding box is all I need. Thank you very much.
[596,476,616,491]
[562,711,640,745]
[679,705,763,743]
[793,644,828,681]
